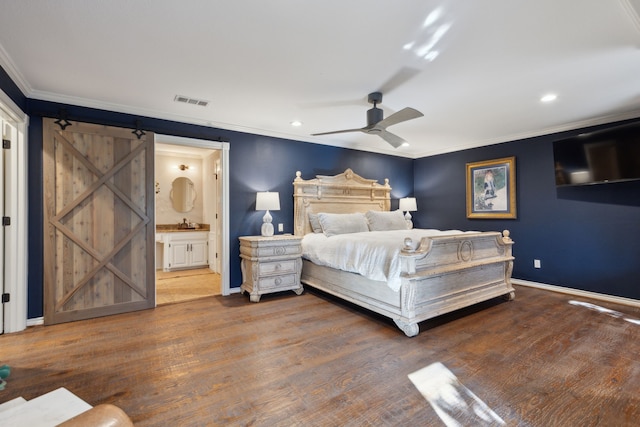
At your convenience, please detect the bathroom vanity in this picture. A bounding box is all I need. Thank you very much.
[156,226,211,271]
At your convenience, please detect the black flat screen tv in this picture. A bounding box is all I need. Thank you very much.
[553,121,640,186]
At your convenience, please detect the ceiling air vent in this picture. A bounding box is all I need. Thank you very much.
[174,95,209,107]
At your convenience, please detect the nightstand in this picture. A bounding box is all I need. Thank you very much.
[239,234,304,302]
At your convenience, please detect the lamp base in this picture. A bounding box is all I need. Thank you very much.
[404,211,413,229]
[261,222,274,237]
[261,210,274,236]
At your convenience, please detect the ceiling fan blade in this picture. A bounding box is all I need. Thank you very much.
[375,107,423,130]
[311,127,365,136]
[378,130,406,148]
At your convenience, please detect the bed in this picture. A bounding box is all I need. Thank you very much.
[293,168,515,337]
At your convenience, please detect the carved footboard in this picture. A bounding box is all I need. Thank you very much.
[393,230,515,337]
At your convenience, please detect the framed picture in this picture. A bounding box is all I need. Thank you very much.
[466,156,516,219]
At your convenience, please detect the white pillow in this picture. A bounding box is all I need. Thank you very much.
[366,210,408,231]
[317,212,369,237]
[308,213,323,233]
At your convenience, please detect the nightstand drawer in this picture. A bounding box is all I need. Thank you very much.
[254,245,301,257]
[258,273,298,289]
[259,260,296,275]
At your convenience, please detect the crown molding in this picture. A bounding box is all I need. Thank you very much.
[12,70,640,161]
[28,88,415,158]
[0,43,32,96]
[413,109,640,158]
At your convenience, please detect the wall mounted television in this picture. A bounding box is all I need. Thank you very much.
[553,121,640,186]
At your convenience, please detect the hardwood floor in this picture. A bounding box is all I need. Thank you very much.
[1,285,639,426]
[156,268,221,305]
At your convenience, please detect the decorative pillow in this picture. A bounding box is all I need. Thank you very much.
[366,209,408,231]
[317,212,369,237]
[308,213,323,233]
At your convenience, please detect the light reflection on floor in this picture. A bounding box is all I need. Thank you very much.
[408,362,505,427]
[569,300,640,325]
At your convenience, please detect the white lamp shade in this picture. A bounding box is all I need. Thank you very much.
[256,191,280,211]
[399,197,417,212]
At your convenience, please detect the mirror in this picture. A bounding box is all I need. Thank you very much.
[170,177,196,212]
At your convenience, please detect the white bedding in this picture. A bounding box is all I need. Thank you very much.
[302,229,473,292]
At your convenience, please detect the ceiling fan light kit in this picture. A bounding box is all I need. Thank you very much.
[312,92,424,148]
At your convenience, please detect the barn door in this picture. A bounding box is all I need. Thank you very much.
[43,118,155,325]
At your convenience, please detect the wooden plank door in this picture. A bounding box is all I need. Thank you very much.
[43,118,155,325]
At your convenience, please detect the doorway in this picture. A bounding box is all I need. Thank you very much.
[155,268,220,304]
[154,135,230,304]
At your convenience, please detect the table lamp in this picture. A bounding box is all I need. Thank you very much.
[399,197,417,229]
[256,191,280,236]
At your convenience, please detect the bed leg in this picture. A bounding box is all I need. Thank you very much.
[503,291,515,301]
[394,319,419,337]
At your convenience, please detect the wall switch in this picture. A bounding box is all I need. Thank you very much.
[278,223,283,232]
[534,259,541,269]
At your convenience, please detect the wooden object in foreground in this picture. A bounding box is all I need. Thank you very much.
[59,404,133,427]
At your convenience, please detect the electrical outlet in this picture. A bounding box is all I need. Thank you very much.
[278,223,283,232]
[534,259,541,269]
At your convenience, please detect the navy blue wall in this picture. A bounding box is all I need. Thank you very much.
[0,65,26,111]
[25,100,413,318]
[413,123,640,300]
[2,65,638,317]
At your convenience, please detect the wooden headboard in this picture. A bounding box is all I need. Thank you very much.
[293,168,391,236]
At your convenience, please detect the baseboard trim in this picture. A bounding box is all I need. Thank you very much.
[26,317,44,327]
[30,281,633,325]
[512,278,640,309]
[25,289,243,326]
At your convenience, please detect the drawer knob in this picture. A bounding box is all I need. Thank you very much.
[275,277,282,285]
[274,263,281,270]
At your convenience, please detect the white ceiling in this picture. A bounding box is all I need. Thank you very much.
[1,0,640,158]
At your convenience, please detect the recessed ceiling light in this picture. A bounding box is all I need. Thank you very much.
[401,142,410,147]
[290,120,303,127]
[540,93,557,103]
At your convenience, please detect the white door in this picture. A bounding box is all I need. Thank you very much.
[214,156,222,273]
[203,151,219,272]
[0,92,27,333]
[1,111,27,333]
[0,119,6,333]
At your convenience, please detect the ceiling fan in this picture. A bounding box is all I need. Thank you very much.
[311,92,424,148]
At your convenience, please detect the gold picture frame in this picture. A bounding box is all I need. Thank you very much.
[466,156,516,219]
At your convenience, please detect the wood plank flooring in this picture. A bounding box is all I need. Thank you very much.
[155,268,220,305]
[1,285,639,426]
